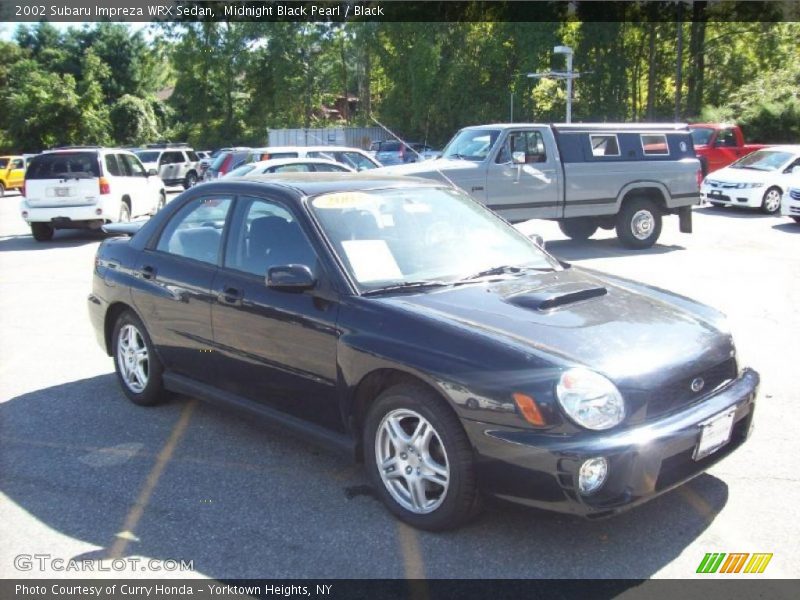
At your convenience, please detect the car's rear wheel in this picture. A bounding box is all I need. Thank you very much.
[558,218,598,240]
[364,383,480,531]
[157,191,166,212]
[31,223,54,242]
[119,200,131,222]
[616,197,662,249]
[183,172,198,190]
[761,187,782,215]
[112,311,167,406]
[0,182,5,197]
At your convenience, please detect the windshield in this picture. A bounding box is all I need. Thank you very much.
[135,151,160,163]
[308,187,558,292]
[730,150,793,171]
[441,129,501,161]
[226,164,256,177]
[690,128,714,146]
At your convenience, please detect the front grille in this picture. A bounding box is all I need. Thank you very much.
[789,188,800,200]
[644,358,738,421]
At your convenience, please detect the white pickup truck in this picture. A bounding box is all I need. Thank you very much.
[379,123,702,248]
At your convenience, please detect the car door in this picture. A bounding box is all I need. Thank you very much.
[118,153,150,216]
[485,128,560,219]
[209,195,342,430]
[131,194,233,381]
[7,157,25,188]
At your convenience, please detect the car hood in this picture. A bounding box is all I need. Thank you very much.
[375,158,482,178]
[374,268,734,390]
[705,166,783,185]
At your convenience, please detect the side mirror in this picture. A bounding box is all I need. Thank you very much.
[147,168,158,177]
[267,264,316,292]
[528,233,545,249]
[512,151,526,165]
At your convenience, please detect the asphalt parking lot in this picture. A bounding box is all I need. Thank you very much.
[1,188,798,581]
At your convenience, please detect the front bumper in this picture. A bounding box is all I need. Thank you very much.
[464,368,759,518]
[700,184,762,208]
[780,194,800,218]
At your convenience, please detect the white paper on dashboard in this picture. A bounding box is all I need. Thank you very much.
[341,240,403,282]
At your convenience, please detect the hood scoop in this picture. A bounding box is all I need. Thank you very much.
[506,281,607,311]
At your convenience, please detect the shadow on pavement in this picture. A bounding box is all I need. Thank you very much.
[694,205,776,219]
[0,229,107,252]
[1,375,728,579]
[545,237,685,262]
[772,222,800,233]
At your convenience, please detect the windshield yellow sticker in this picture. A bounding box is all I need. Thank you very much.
[313,192,375,209]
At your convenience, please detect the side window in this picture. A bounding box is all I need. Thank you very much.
[340,152,374,170]
[717,129,736,147]
[10,158,24,169]
[225,197,318,277]
[497,131,548,163]
[641,134,669,156]
[105,154,123,176]
[589,134,621,157]
[156,197,233,265]
[313,163,349,172]
[121,154,146,177]
[270,164,312,173]
[187,151,199,162]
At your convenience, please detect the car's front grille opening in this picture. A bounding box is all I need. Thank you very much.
[645,358,738,421]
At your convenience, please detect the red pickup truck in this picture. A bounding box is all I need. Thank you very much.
[689,123,765,175]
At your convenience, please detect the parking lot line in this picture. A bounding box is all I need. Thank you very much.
[108,399,197,559]
[396,522,426,580]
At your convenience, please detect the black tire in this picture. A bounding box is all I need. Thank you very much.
[111,310,167,406]
[0,182,5,197]
[709,201,725,208]
[364,382,481,531]
[792,217,800,224]
[760,187,782,215]
[31,223,54,242]
[119,199,131,222]
[616,197,662,249]
[183,171,198,190]
[157,191,166,212]
[558,218,598,240]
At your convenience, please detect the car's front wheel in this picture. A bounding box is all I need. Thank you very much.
[183,172,198,190]
[112,310,167,406]
[364,383,480,531]
[761,187,782,215]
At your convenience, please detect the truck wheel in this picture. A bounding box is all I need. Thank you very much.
[31,223,54,242]
[760,187,782,215]
[616,198,662,249]
[558,218,598,240]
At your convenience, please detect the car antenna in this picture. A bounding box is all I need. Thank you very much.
[370,115,466,194]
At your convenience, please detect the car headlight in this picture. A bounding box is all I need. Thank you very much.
[734,182,764,189]
[556,368,625,430]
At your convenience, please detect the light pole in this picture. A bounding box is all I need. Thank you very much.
[528,45,580,123]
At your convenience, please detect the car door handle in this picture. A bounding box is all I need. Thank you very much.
[218,287,243,306]
[140,265,157,280]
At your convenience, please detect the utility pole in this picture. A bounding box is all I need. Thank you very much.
[528,45,580,123]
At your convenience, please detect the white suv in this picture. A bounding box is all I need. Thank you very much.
[20,148,166,242]
[134,144,201,189]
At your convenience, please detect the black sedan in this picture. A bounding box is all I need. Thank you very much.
[88,174,759,530]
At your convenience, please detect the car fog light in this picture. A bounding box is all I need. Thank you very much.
[21,211,28,218]
[578,457,608,495]
[95,208,103,215]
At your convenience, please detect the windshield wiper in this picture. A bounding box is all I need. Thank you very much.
[457,265,554,282]
[362,280,452,296]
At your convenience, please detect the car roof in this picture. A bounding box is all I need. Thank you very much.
[246,157,356,169]
[250,145,368,153]
[215,172,444,199]
[38,148,136,155]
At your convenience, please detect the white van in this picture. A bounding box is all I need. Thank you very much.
[20,148,166,241]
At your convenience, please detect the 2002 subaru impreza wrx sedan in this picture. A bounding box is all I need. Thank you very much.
[88,174,759,530]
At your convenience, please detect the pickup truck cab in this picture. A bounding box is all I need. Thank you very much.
[379,123,701,249]
[689,123,765,175]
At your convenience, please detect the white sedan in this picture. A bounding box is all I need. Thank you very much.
[700,145,800,214]
[780,176,800,224]
[223,157,355,178]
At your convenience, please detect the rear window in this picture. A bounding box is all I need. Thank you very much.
[26,152,100,179]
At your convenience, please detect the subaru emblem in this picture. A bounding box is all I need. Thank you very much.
[691,377,705,393]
